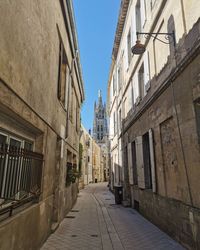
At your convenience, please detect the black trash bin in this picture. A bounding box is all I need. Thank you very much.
[114,186,123,204]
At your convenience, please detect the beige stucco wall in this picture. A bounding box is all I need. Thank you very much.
[0,1,84,249]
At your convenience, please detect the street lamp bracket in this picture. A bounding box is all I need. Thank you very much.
[132,31,176,55]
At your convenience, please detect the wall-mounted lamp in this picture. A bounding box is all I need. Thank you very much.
[131,31,176,55]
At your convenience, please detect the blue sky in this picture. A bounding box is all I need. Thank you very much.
[73,0,120,131]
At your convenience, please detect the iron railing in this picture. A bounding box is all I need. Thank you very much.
[0,143,43,214]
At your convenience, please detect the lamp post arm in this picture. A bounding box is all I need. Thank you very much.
[136,31,176,47]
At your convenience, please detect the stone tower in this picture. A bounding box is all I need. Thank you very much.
[93,90,108,145]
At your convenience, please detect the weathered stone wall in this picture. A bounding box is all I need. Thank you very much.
[0,0,84,249]
[130,186,200,249]
[0,198,53,250]
[126,48,200,249]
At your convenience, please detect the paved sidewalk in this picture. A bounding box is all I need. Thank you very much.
[41,183,185,250]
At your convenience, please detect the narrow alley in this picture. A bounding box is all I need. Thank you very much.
[41,183,184,250]
[0,1,200,249]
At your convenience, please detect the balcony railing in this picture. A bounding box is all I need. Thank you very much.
[0,144,43,218]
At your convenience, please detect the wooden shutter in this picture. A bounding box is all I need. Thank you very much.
[125,43,129,70]
[149,129,156,192]
[144,51,150,93]
[131,10,137,46]
[127,84,133,113]
[65,66,70,110]
[133,72,139,103]
[141,0,146,28]
[128,143,134,184]
[136,136,145,189]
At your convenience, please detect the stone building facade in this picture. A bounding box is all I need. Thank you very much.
[79,126,93,186]
[0,1,84,249]
[93,91,109,181]
[80,125,104,185]
[108,0,200,248]
[93,90,108,145]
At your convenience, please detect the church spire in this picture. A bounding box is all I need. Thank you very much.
[94,101,96,110]
[98,90,101,98]
[93,91,107,144]
[98,89,102,107]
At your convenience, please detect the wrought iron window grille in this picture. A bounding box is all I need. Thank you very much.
[0,143,43,219]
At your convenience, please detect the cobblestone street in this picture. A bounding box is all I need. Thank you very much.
[41,183,185,250]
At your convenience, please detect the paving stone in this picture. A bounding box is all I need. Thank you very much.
[41,183,185,250]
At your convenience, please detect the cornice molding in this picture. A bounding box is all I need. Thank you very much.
[112,0,130,60]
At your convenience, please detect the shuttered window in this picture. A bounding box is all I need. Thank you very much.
[128,143,133,185]
[127,29,132,65]
[194,98,200,144]
[142,132,152,189]
[149,129,156,192]
[144,51,151,93]
[141,0,147,28]
[135,136,145,189]
[135,130,156,191]
[57,38,69,108]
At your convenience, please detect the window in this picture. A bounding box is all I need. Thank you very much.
[76,101,80,132]
[135,132,155,191]
[127,29,132,65]
[144,51,150,92]
[0,131,43,210]
[88,156,90,162]
[131,81,135,107]
[101,125,103,131]
[66,162,73,186]
[69,85,73,121]
[124,146,129,183]
[138,63,145,98]
[74,96,77,126]
[113,112,116,135]
[119,109,122,131]
[142,132,152,189]
[136,0,142,35]
[117,66,122,90]
[132,141,138,185]
[136,0,146,37]
[65,76,71,138]
[113,74,116,95]
[137,53,150,101]
[57,38,69,107]
[133,74,140,104]
[194,98,200,143]
[0,133,7,144]
[123,98,127,118]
